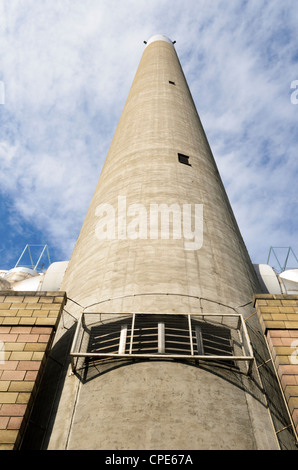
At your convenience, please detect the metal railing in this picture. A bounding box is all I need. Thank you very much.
[70,312,254,375]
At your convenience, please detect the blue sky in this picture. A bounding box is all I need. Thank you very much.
[0,0,297,272]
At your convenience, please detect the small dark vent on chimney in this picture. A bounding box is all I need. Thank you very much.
[178,153,191,166]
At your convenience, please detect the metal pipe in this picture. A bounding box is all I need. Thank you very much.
[129,314,136,355]
[70,313,83,371]
[158,322,165,353]
[70,351,253,361]
[188,315,194,355]
[118,324,128,354]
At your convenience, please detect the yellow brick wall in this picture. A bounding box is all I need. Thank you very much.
[0,291,66,449]
[254,294,298,439]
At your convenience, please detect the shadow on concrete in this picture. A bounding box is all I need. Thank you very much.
[19,324,76,450]
[19,311,298,451]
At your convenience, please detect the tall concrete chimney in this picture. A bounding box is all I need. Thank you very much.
[60,34,260,315]
[45,35,290,450]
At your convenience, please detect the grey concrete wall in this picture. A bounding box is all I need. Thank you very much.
[66,361,275,450]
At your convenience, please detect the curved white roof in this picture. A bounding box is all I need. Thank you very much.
[279,269,298,294]
[253,264,282,294]
[145,35,174,47]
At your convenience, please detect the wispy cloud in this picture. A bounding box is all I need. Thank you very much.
[0,0,297,269]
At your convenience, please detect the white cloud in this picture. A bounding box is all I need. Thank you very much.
[0,0,297,269]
